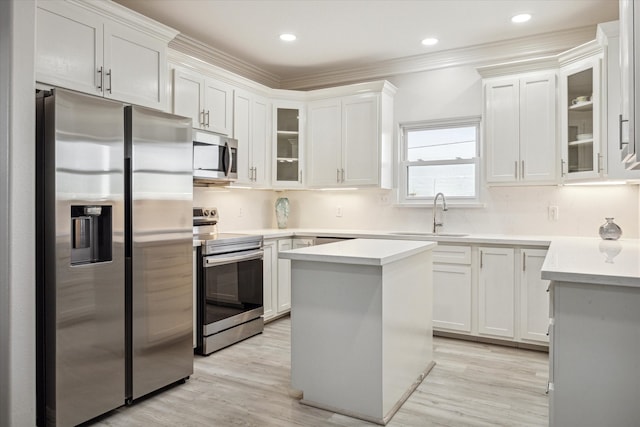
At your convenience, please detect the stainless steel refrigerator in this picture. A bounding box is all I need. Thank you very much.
[36,88,194,427]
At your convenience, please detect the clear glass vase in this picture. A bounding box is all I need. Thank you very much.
[275,197,290,229]
[599,217,622,240]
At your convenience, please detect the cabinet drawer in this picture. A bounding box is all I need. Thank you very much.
[432,245,471,264]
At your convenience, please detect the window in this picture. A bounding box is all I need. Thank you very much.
[399,117,480,204]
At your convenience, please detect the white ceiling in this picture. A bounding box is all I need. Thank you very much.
[115,0,618,84]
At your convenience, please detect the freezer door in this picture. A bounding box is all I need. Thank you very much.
[40,89,126,427]
[127,106,193,400]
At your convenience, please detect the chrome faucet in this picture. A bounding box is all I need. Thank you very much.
[432,192,448,234]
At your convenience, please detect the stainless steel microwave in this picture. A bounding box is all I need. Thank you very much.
[193,129,238,182]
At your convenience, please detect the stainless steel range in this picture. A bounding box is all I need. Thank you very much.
[193,208,264,355]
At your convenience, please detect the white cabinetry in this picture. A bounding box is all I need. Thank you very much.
[478,247,515,338]
[520,249,550,343]
[619,0,640,168]
[173,69,233,135]
[234,89,270,186]
[36,0,174,110]
[307,82,395,188]
[432,246,472,333]
[484,72,557,184]
[263,240,278,321]
[272,101,305,188]
[559,46,603,180]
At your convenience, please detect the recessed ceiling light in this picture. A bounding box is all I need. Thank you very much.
[421,38,439,46]
[511,13,532,23]
[280,33,296,42]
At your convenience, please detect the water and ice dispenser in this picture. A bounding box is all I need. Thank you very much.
[70,205,112,265]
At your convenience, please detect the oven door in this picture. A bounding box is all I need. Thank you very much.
[201,249,263,336]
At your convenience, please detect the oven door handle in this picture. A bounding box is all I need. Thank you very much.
[204,249,264,267]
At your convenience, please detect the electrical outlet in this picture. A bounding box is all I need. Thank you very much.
[548,206,559,221]
[380,194,390,204]
[336,206,343,217]
[238,207,243,218]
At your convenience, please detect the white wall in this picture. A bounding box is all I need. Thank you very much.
[194,187,278,231]
[0,1,36,426]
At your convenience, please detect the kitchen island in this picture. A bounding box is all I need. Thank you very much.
[279,238,437,425]
[541,237,640,427]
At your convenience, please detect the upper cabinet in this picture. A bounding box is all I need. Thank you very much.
[272,101,305,188]
[619,0,640,168]
[306,82,396,188]
[558,44,603,180]
[36,0,176,111]
[483,71,557,185]
[234,89,270,186]
[173,69,234,135]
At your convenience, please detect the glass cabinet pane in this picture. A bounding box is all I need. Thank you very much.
[276,108,300,182]
[566,68,594,174]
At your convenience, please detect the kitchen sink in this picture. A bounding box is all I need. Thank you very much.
[390,232,469,237]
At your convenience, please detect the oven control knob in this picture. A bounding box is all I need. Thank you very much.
[203,209,210,216]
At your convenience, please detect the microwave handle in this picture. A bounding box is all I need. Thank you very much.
[204,249,264,267]
[224,141,233,177]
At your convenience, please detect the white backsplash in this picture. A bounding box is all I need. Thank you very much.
[199,185,640,238]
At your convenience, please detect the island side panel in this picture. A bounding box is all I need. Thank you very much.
[551,281,640,427]
[381,250,433,417]
[290,260,385,420]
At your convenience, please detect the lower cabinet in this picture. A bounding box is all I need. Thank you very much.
[433,244,549,346]
[433,245,472,333]
[263,237,315,322]
[478,247,516,338]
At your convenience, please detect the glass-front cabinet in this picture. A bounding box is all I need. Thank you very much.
[559,52,602,180]
[272,101,305,188]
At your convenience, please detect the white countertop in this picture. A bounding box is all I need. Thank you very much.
[278,238,437,266]
[541,237,640,288]
[229,228,553,246]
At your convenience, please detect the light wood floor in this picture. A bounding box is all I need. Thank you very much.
[95,316,549,427]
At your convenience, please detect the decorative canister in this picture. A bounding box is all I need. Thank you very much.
[275,197,290,229]
[599,217,622,240]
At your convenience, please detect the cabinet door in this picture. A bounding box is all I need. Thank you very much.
[520,249,550,343]
[560,57,602,180]
[204,79,233,135]
[273,103,304,187]
[478,247,515,338]
[173,70,204,129]
[262,241,278,321]
[520,74,557,182]
[251,96,270,186]
[277,239,293,313]
[234,90,252,184]
[103,20,167,110]
[36,2,103,96]
[433,264,472,333]
[342,94,379,186]
[620,0,636,164]
[485,79,521,183]
[307,99,342,186]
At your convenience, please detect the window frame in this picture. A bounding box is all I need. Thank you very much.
[398,116,481,205]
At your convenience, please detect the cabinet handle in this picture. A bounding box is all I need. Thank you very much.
[205,110,210,127]
[337,168,340,183]
[106,69,112,94]
[522,252,526,271]
[480,250,483,268]
[96,66,103,90]
[341,168,345,183]
[560,159,565,177]
[597,153,603,173]
[521,160,525,179]
[514,161,518,179]
[620,114,629,149]
[200,110,205,127]
[253,167,257,181]
[299,170,302,183]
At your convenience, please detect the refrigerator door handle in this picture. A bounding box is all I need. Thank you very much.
[204,249,264,267]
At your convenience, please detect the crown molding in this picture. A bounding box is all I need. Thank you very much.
[168,24,597,91]
[68,0,178,42]
[169,34,281,88]
[279,25,597,90]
